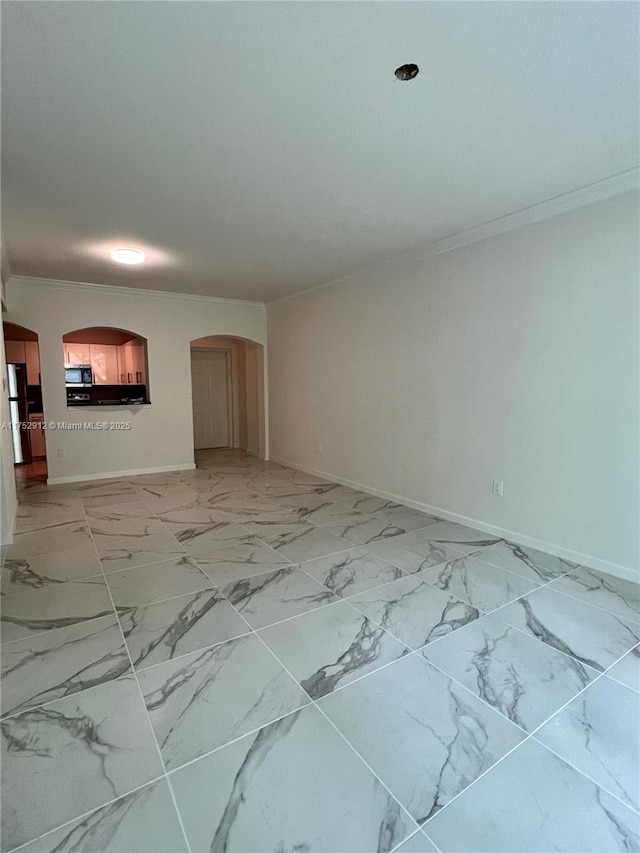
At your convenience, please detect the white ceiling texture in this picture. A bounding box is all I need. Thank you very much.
[2,1,638,301]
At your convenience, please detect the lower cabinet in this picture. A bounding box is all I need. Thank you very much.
[29,414,46,459]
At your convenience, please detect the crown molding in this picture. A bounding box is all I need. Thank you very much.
[269,168,640,306]
[6,275,266,309]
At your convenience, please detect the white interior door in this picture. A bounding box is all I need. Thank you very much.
[191,350,230,449]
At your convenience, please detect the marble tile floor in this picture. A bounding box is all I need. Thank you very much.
[1,449,639,852]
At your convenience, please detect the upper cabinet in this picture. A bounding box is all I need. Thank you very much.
[5,339,25,364]
[88,344,119,384]
[63,342,91,366]
[63,328,148,386]
[25,341,41,384]
[4,325,41,385]
[120,341,146,385]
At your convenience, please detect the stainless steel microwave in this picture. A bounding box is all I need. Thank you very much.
[65,365,92,387]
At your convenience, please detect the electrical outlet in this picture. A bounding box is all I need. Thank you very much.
[316,442,322,452]
[57,448,65,457]
[491,479,504,496]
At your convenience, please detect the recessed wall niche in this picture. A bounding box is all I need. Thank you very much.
[62,327,150,407]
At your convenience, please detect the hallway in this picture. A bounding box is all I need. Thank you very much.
[1,451,639,852]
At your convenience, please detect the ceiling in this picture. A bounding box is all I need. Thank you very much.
[2,1,638,302]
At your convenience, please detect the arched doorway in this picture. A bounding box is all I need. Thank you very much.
[189,336,265,459]
[3,322,47,486]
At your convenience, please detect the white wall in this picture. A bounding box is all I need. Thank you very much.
[267,192,639,578]
[4,278,266,483]
[1,239,18,544]
[245,343,260,456]
[0,333,18,544]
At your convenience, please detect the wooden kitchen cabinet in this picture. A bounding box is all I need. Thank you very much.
[64,343,91,365]
[25,341,41,385]
[131,344,145,384]
[90,344,119,384]
[62,331,148,388]
[5,340,26,363]
[119,341,146,384]
[29,414,46,458]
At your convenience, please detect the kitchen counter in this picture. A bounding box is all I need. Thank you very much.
[66,400,150,407]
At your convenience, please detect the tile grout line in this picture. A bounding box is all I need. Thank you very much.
[78,498,194,853]
[6,454,639,850]
[202,469,640,829]
[4,773,170,853]
[413,650,638,830]
[248,627,423,845]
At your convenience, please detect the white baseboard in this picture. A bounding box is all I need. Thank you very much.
[47,462,196,485]
[270,455,639,584]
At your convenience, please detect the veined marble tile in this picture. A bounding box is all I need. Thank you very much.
[547,566,640,624]
[422,615,598,732]
[283,491,386,524]
[1,544,102,596]
[222,566,337,629]
[349,573,480,651]
[320,654,524,824]
[605,646,640,692]
[16,780,188,853]
[120,589,249,670]
[135,484,201,514]
[187,480,255,501]
[259,600,408,698]
[243,520,352,562]
[414,521,502,553]
[139,633,308,771]
[393,830,438,852]
[278,494,353,523]
[535,676,640,811]
[477,540,579,583]
[106,556,214,609]
[17,492,81,514]
[86,501,156,521]
[97,532,185,573]
[129,471,187,487]
[301,547,404,598]
[227,508,300,525]
[170,469,227,488]
[419,554,539,613]
[0,675,164,852]
[1,578,115,644]
[324,513,423,546]
[1,614,130,718]
[256,482,361,503]
[364,502,438,531]
[169,704,415,853]
[493,587,640,672]
[366,522,500,564]
[365,530,471,575]
[7,521,92,560]
[160,519,249,559]
[78,481,139,508]
[209,494,288,520]
[154,505,231,528]
[88,510,168,541]
[196,540,291,587]
[15,505,85,534]
[425,738,640,853]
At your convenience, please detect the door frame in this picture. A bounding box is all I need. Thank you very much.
[190,347,233,450]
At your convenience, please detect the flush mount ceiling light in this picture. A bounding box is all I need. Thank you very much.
[395,63,419,81]
[110,247,146,265]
